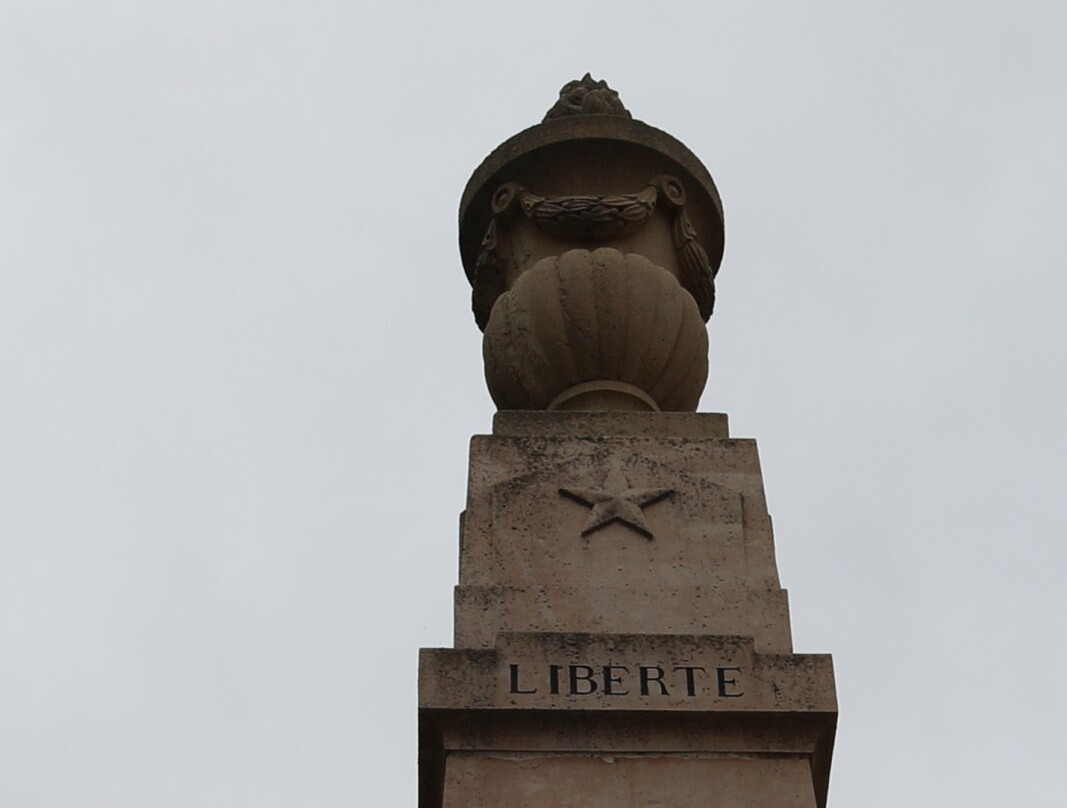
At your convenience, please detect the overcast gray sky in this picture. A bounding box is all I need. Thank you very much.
[3,1,1066,805]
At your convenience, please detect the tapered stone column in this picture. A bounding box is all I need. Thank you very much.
[419,76,836,808]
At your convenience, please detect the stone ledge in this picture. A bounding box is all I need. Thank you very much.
[453,585,793,653]
[492,410,729,438]
[419,635,836,808]
[420,632,834,713]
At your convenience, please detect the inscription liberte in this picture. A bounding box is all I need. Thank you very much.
[508,662,743,698]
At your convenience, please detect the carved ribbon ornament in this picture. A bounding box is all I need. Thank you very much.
[473,174,715,328]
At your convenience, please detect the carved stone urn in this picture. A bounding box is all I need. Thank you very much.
[460,75,726,412]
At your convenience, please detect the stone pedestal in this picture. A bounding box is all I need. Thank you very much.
[419,412,836,807]
[423,75,837,806]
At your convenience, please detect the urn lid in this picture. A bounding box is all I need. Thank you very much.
[459,78,726,297]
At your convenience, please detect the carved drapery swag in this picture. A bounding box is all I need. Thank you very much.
[472,174,716,329]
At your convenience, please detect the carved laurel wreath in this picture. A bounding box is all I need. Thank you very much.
[473,174,716,329]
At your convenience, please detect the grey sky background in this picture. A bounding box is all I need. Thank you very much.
[3,1,1066,805]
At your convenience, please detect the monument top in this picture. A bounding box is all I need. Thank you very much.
[460,75,725,324]
[461,77,727,413]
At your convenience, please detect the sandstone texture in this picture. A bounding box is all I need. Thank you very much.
[420,77,836,808]
[420,413,837,808]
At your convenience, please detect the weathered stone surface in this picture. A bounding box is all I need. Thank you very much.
[543,73,632,120]
[459,435,779,590]
[421,633,834,713]
[422,411,836,807]
[420,79,837,808]
[492,410,729,438]
[461,76,723,411]
[420,633,836,808]
[453,585,793,653]
[451,412,792,654]
[460,115,725,327]
[483,248,708,412]
[442,754,820,808]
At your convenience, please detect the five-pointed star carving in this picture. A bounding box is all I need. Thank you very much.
[559,465,673,540]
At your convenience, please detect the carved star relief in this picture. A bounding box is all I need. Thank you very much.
[559,465,673,540]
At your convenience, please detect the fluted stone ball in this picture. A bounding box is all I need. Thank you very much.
[483,248,708,411]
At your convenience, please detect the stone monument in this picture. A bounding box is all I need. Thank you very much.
[419,75,837,807]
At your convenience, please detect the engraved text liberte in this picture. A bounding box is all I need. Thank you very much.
[508,663,744,698]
